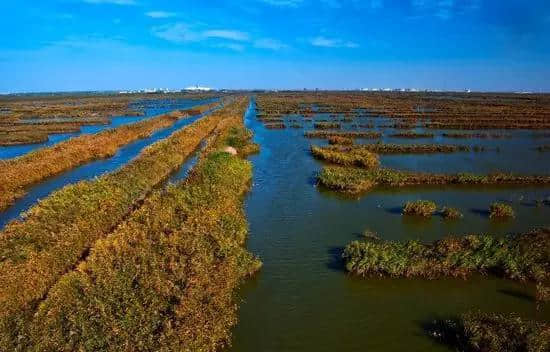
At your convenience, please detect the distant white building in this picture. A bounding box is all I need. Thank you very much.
[184,85,213,92]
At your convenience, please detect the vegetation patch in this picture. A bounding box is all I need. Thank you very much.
[24,108,260,351]
[322,143,469,154]
[0,99,248,350]
[305,131,381,139]
[224,126,260,156]
[328,136,354,145]
[428,312,549,352]
[441,207,463,220]
[489,202,515,219]
[0,131,49,146]
[389,131,435,139]
[343,227,549,281]
[311,145,379,169]
[264,123,286,129]
[0,101,220,211]
[314,122,341,129]
[443,132,512,139]
[318,166,550,194]
[402,200,437,217]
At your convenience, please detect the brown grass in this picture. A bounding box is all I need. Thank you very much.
[20,99,259,351]
[0,99,247,350]
[0,101,219,211]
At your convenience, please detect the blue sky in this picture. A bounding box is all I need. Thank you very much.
[1,0,549,92]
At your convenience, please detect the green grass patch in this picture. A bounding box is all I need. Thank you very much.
[264,123,285,129]
[0,101,220,211]
[343,228,549,281]
[318,166,550,194]
[428,312,549,352]
[489,202,515,219]
[0,98,248,350]
[304,131,381,139]
[27,152,260,351]
[441,207,463,220]
[336,143,470,154]
[311,145,379,169]
[389,131,434,139]
[328,136,354,145]
[314,122,341,129]
[402,200,437,217]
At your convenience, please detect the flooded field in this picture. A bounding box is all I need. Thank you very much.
[0,96,219,159]
[229,94,550,352]
[0,104,219,228]
[0,92,548,351]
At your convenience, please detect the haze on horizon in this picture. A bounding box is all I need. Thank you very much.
[1,0,549,93]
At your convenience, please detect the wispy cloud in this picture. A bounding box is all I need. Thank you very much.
[153,24,196,42]
[83,0,137,5]
[153,24,250,43]
[259,0,303,7]
[203,30,249,41]
[310,36,359,48]
[46,35,131,51]
[146,11,177,19]
[254,38,288,50]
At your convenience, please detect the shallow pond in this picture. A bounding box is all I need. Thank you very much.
[229,100,550,352]
[0,98,218,160]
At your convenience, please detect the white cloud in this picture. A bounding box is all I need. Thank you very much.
[152,24,251,51]
[146,11,177,19]
[153,25,250,43]
[254,38,288,50]
[83,0,137,5]
[153,24,198,43]
[310,36,359,48]
[203,30,249,41]
[259,0,303,7]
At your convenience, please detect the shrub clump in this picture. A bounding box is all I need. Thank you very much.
[428,312,549,352]
[311,145,379,169]
[314,122,341,129]
[264,122,285,129]
[342,228,550,281]
[328,136,354,145]
[304,131,381,139]
[317,167,377,193]
[402,200,437,217]
[489,202,515,219]
[225,126,260,156]
[317,166,550,194]
[441,207,463,220]
[390,131,434,139]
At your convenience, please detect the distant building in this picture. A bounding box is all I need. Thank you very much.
[184,85,213,92]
